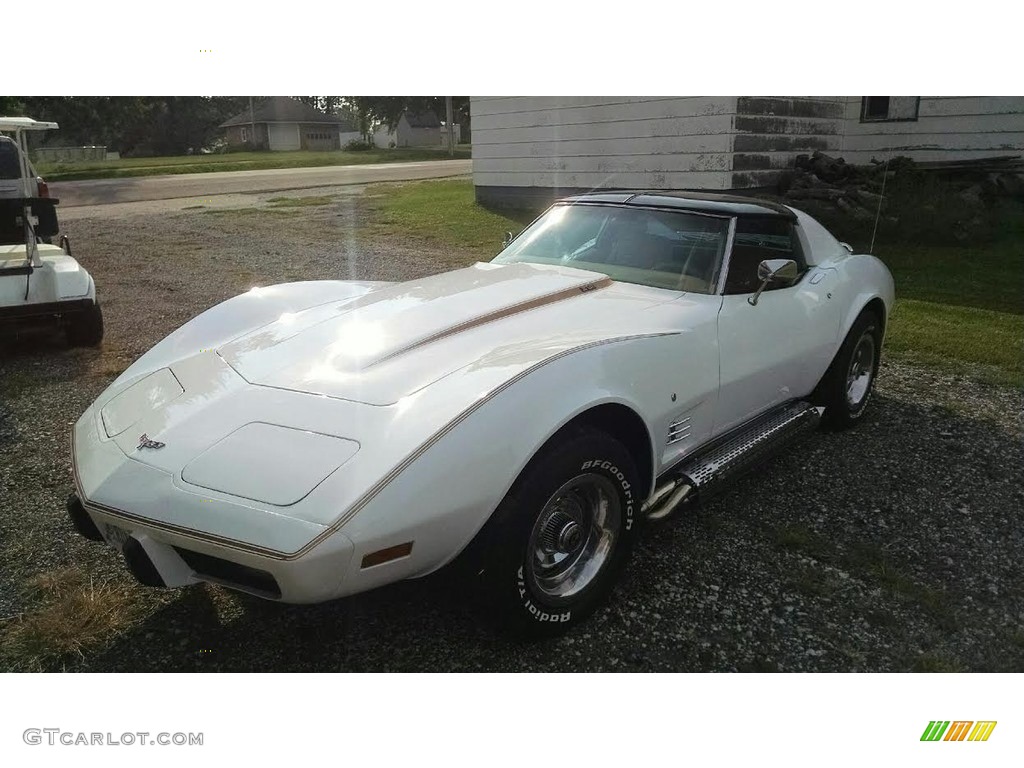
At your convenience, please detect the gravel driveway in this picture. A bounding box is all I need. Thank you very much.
[1,190,1021,672]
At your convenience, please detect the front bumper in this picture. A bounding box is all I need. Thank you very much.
[69,484,358,603]
[70,404,357,603]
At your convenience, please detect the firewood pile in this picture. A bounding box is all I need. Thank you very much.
[780,151,1024,221]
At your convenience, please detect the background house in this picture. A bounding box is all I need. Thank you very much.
[221,97,360,151]
[373,110,461,148]
[471,97,1024,207]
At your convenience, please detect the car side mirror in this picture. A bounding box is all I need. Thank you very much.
[502,231,514,248]
[747,258,799,306]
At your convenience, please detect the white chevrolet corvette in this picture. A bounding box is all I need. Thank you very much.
[69,191,894,635]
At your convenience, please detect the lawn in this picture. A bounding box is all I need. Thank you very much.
[875,236,1023,386]
[36,147,470,182]
[364,179,536,256]
[368,179,1024,386]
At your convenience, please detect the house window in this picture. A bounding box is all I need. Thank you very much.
[861,96,920,122]
[240,126,250,142]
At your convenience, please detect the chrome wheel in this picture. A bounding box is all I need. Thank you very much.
[526,473,621,603]
[846,331,876,407]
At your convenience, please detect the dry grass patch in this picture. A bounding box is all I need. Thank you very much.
[1,568,142,670]
[266,195,335,208]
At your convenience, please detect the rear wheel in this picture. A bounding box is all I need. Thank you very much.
[816,309,881,430]
[65,302,104,347]
[477,426,642,638]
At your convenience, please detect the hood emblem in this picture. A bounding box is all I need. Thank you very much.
[138,433,165,450]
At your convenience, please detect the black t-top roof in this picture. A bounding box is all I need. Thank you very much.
[559,190,797,220]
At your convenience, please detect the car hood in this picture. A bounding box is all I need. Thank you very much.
[217,261,671,405]
[75,262,719,545]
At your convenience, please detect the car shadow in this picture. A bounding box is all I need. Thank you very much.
[0,322,74,357]
[81,571,506,672]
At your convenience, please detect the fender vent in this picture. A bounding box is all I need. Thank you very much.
[667,415,691,445]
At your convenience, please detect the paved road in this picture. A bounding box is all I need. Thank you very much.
[51,159,473,207]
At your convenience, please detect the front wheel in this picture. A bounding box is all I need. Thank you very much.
[65,302,104,347]
[816,309,881,430]
[478,426,641,638]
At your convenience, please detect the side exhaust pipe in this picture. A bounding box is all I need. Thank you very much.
[643,480,693,521]
[643,401,823,521]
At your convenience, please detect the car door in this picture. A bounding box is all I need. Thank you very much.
[714,216,840,434]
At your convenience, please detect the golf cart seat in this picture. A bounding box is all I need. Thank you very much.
[0,197,59,246]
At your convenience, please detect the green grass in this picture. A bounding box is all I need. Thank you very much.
[36,148,470,182]
[198,195,337,218]
[886,300,1023,386]
[364,179,536,257]
[796,202,1024,385]
[875,238,1022,316]
[201,207,298,217]
[871,224,1024,386]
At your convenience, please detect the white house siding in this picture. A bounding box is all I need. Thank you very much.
[473,96,1024,204]
[472,97,737,207]
[729,97,847,188]
[837,97,1024,163]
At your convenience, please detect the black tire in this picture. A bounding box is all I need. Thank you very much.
[475,425,642,638]
[65,302,104,347]
[815,309,882,430]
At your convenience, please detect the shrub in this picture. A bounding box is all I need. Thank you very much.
[222,141,265,153]
[342,139,374,152]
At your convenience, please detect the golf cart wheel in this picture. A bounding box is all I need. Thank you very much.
[479,425,641,638]
[66,302,104,347]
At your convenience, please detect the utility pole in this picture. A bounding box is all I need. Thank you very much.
[249,96,256,150]
[445,96,455,156]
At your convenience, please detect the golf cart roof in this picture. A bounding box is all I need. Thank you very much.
[0,117,59,132]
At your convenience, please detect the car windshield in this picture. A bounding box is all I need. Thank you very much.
[493,203,730,293]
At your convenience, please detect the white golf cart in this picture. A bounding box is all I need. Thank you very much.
[0,117,102,346]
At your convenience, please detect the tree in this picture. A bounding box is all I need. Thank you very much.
[0,96,25,115]
[347,96,470,136]
[6,97,257,155]
[4,96,454,156]
[293,96,345,114]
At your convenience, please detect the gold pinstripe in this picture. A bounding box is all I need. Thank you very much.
[72,331,677,561]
